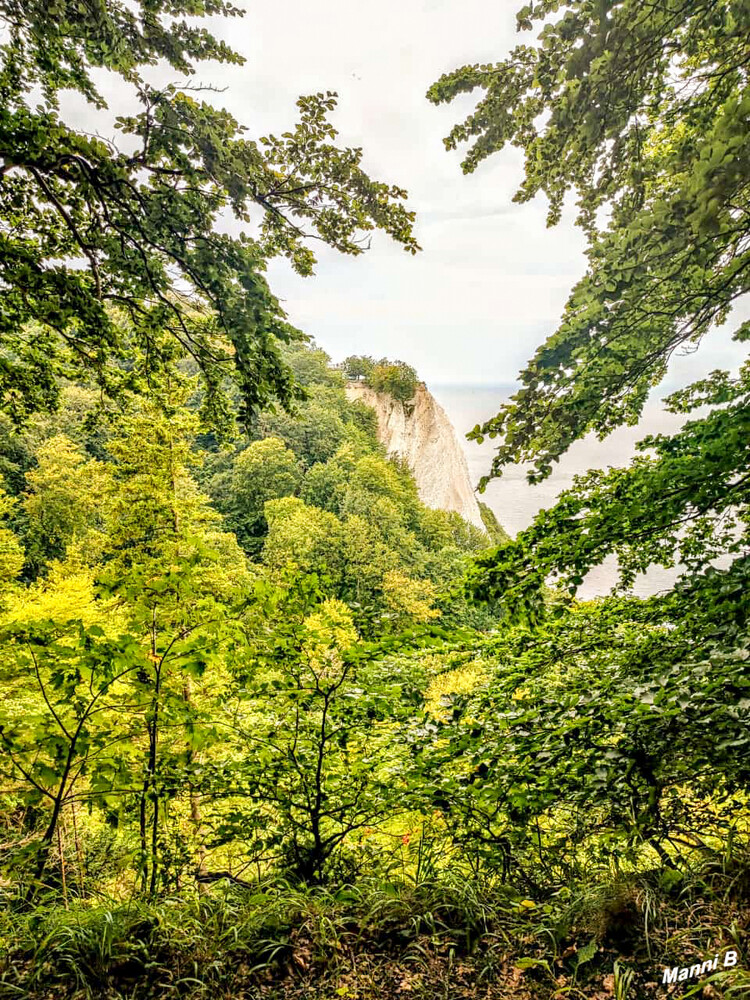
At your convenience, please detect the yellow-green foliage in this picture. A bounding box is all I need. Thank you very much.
[302,598,358,680]
[2,561,121,631]
[381,570,439,625]
[0,488,23,591]
[23,435,111,571]
[424,658,489,720]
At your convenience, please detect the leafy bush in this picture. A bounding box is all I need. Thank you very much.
[342,355,376,381]
[366,360,419,403]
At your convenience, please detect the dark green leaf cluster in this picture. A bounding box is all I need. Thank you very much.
[419,593,750,877]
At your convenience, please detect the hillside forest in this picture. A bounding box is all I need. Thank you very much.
[1,1,749,999]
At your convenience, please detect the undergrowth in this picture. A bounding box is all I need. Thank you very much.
[1,859,749,999]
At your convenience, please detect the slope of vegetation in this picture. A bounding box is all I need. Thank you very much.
[1,344,749,1000]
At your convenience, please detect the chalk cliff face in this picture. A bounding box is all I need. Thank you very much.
[345,381,485,531]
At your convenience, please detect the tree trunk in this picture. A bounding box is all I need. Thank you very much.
[183,680,208,884]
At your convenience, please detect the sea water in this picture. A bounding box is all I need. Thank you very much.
[431,384,690,598]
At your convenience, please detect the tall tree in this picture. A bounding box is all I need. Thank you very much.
[99,393,249,894]
[216,436,303,553]
[0,0,419,428]
[429,0,750,610]
[23,435,109,575]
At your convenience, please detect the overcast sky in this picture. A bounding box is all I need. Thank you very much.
[65,0,746,388]
[204,0,589,385]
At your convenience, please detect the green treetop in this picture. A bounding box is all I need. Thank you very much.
[0,0,419,429]
[342,355,375,381]
[366,359,419,403]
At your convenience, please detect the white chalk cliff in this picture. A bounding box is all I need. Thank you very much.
[345,381,485,531]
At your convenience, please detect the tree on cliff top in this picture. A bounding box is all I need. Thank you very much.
[431,0,750,616]
[342,355,375,381]
[343,356,418,402]
[366,359,419,403]
[0,0,420,429]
